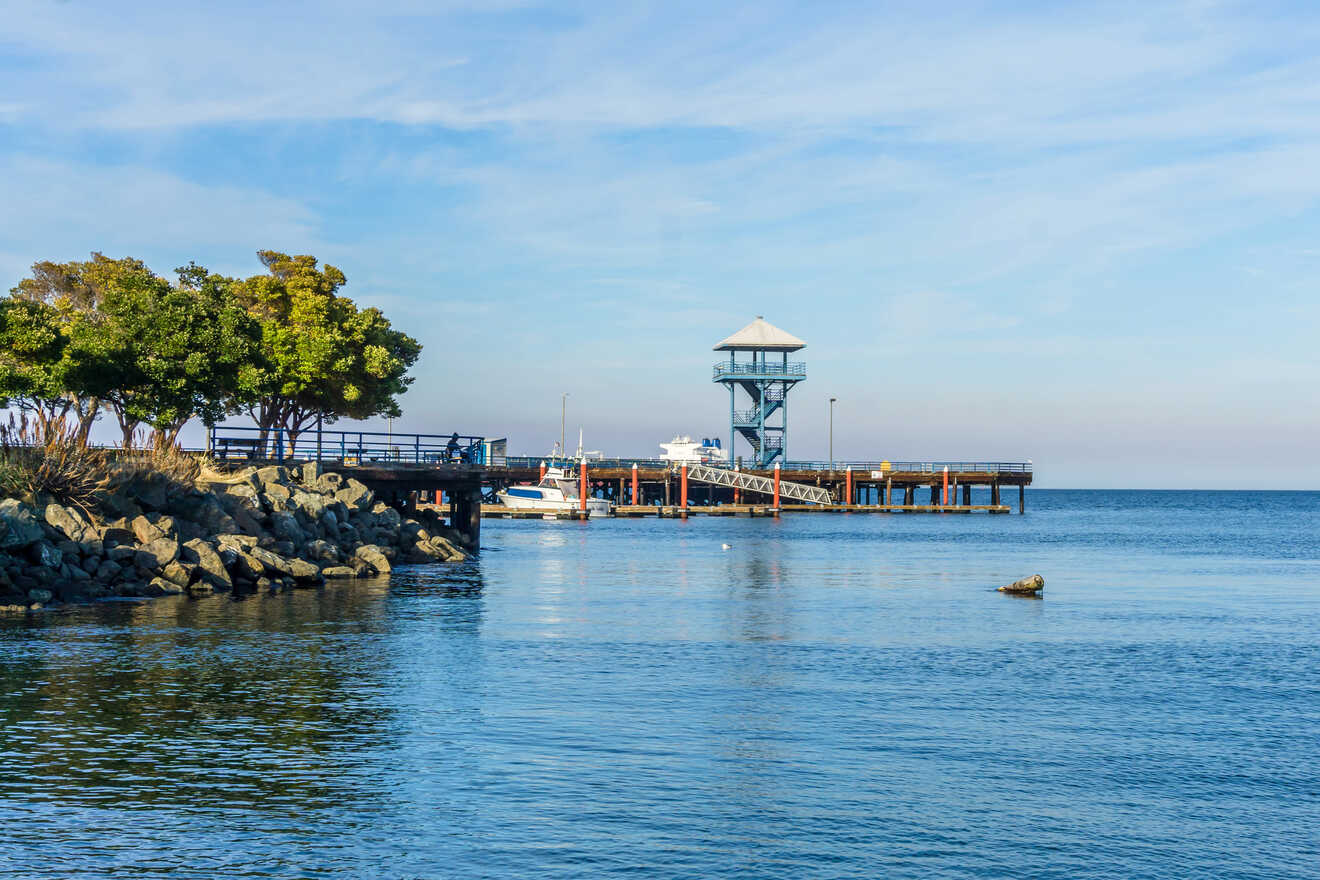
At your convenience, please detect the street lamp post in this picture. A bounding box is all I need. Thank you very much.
[829,397,837,468]
[560,392,569,463]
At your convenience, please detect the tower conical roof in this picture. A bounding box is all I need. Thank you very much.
[713,316,805,352]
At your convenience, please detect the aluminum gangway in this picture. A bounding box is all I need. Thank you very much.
[686,463,832,505]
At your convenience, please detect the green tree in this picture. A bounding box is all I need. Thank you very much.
[9,254,159,440]
[235,251,421,448]
[0,298,71,426]
[72,267,266,448]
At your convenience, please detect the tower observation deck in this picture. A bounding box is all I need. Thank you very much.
[713,317,806,467]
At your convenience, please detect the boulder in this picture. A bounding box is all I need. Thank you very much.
[371,503,402,529]
[248,546,295,576]
[300,461,324,484]
[107,545,139,563]
[44,503,93,543]
[132,515,166,545]
[314,473,344,494]
[998,574,1045,594]
[129,472,170,510]
[302,539,339,563]
[355,545,392,574]
[216,533,258,549]
[137,537,180,570]
[292,490,327,520]
[182,539,232,592]
[0,499,45,550]
[28,541,62,569]
[256,465,290,486]
[94,560,123,583]
[262,483,292,508]
[269,511,306,544]
[160,560,193,588]
[147,577,184,596]
[27,588,53,604]
[286,558,322,583]
[171,494,237,536]
[335,479,373,511]
[215,494,265,536]
[229,550,265,582]
[319,565,358,579]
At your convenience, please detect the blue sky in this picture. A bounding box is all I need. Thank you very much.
[2,0,1318,487]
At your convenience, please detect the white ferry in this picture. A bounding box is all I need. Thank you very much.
[496,465,613,516]
[658,435,728,464]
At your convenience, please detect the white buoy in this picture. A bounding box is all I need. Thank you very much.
[721,543,732,550]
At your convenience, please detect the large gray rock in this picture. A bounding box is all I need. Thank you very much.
[371,503,402,529]
[172,494,237,536]
[335,479,373,512]
[215,494,265,537]
[314,473,344,494]
[136,537,180,570]
[160,560,193,588]
[300,461,324,485]
[147,576,184,596]
[28,541,62,569]
[268,511,306,544]
[256,465,290,486]
[319,565,358,579]
[94,560,123,583]
[355,545,392,574]
[291,490,327,520]
[286,558,322,583]
[303,539,340,563]
[132,515,166,545]
[182,539,232,592]
[44,503,93,543]
[0,500,45,550]
[28,588,53,604]
[107,545,138,563]
[248,546,295,576]
[215,533,258,549]
[262,483,292,508]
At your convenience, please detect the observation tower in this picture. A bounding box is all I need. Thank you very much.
[712,317,806,467]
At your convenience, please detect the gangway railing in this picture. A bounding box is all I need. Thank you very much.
[686,463,831,505]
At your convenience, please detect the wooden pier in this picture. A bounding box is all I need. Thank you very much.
[480,502,1013,518]
[485,461,1033,514]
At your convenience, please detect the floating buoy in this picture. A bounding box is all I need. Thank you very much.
[721,543,732,550]
[998,574,1044,594]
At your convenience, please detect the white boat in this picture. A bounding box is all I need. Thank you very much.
[496,465,613,516]
[658,434,728,464]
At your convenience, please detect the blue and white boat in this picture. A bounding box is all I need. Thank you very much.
[496,466,613,516]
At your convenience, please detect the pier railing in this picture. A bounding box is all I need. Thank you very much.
[498,457,1030,474]
[780,461,1033,474]
[209,425,492,465]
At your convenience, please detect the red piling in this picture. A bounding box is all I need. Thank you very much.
[580,460,588,512]
[680,463,688,509]
[631,462,639,504]
[773,463,781,509]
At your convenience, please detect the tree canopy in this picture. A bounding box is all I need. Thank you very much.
[234,251,421,445]
[2,250,422,449]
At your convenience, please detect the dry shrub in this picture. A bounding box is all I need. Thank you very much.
[0,413,109,516]
[119,429,207,484]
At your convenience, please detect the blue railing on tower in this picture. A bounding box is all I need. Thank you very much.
[712,361,807,379]
[209,425,495,465]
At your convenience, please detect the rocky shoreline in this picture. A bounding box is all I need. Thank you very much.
[0,461,469,612]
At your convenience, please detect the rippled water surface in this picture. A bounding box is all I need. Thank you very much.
[2,490,1319,878]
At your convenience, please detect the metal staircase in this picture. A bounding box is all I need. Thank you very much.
[686,464,831,505]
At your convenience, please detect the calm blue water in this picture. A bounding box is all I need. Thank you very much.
[2,490,1319,878]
